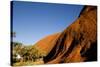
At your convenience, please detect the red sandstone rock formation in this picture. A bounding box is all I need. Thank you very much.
[35,6,97,64]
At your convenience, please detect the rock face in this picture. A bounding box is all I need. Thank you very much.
[35,33,61,54]
[35,6,97,64]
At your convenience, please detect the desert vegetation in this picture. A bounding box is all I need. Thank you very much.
[12,42,46,66]
[11,32,46,66]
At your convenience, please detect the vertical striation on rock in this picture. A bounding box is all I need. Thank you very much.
[35,6,97,64]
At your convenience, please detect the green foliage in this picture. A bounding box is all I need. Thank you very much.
[12,42,22,47]
[12,42,46,66]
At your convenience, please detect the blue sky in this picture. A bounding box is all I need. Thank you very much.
[12,1,84,45]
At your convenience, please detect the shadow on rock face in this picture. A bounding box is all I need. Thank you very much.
[35,6,97,64]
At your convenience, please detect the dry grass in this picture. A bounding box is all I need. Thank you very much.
[13,60,44,66]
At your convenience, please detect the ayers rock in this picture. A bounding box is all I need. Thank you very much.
[35,6,97,64]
